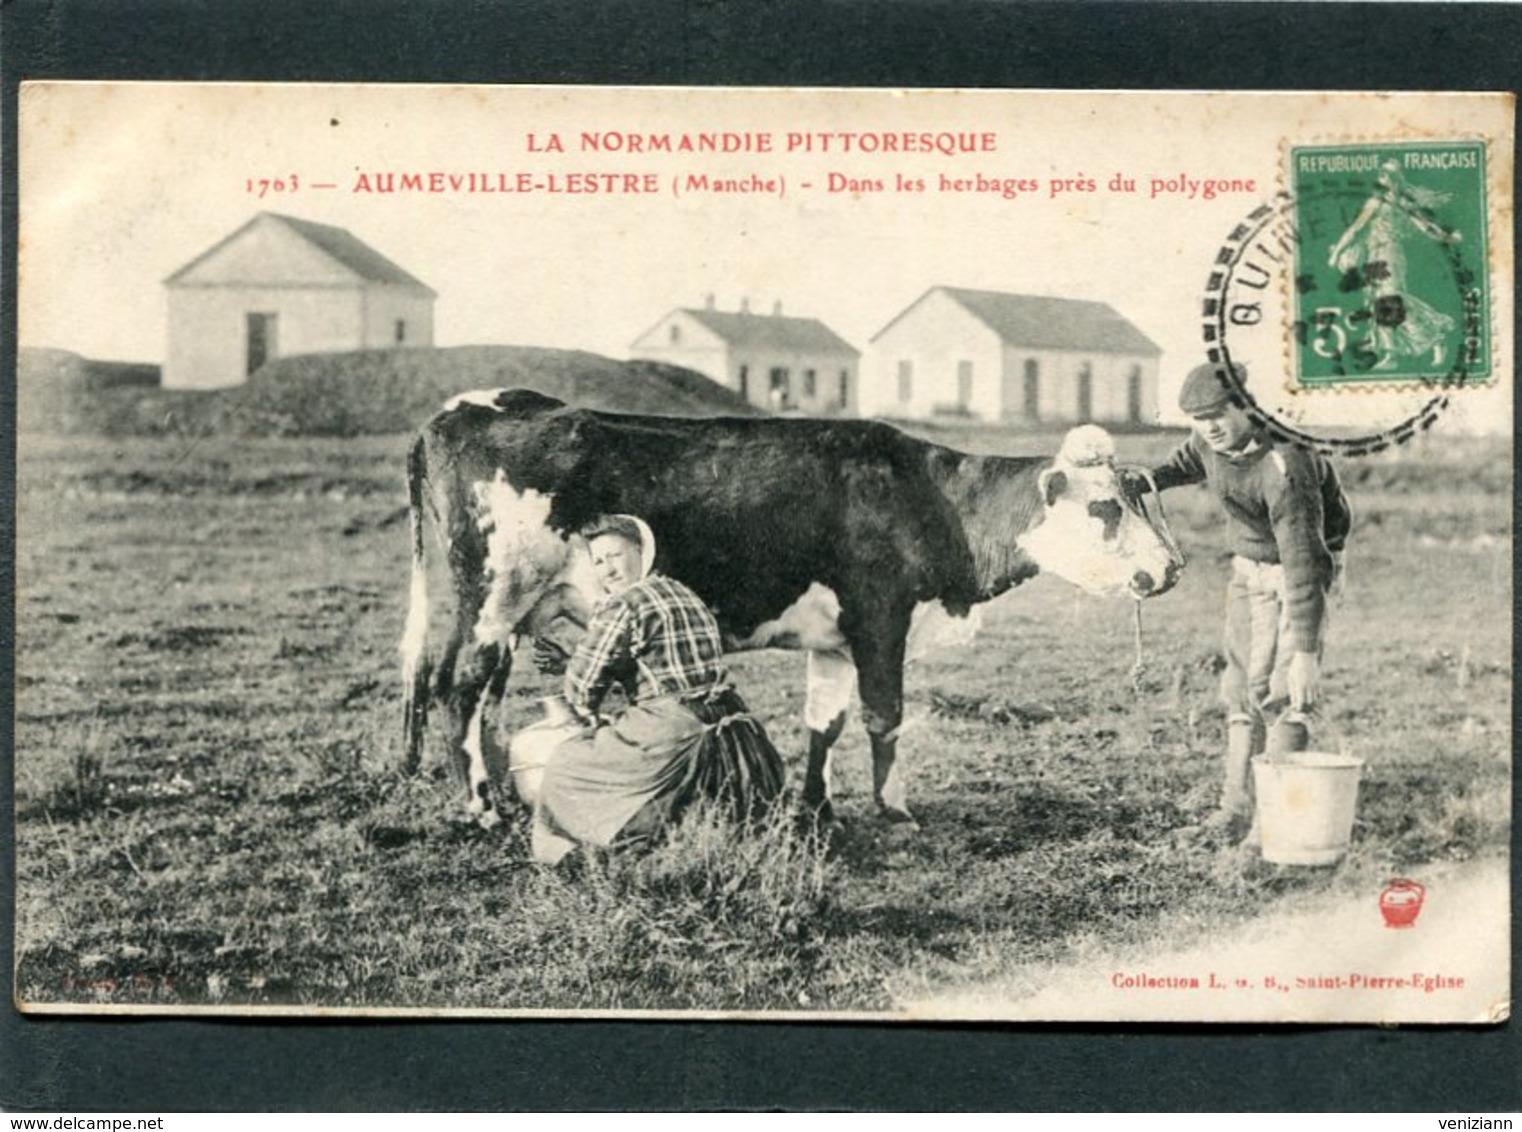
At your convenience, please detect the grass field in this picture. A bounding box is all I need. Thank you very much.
[12,426,1512,1013]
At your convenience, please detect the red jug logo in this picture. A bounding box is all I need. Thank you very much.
[1379,879,1425,929]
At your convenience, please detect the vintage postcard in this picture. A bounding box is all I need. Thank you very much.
[13,84,1511,1023]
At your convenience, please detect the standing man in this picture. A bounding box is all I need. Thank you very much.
[1138,362,1352,842]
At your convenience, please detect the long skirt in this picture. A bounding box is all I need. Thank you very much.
[530,688,785,865]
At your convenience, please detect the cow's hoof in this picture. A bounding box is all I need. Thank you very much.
[800,795,833,821]
[475,808,502,831]
[800,805,846,841]
[878,806,920,831]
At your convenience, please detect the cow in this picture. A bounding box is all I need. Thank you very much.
[401,388,1183,830]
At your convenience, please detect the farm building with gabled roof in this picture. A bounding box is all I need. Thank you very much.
[162,211,436,389]
[630,296,860,414]
[862,285,1162,425]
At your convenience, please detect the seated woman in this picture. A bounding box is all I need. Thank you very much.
[530,514,786,865]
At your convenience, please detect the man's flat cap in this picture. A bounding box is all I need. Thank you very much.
[1178,362,1243,415]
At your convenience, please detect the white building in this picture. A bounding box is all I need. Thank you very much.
[162,212,436,389]
[630,298,859,413]
[863,286,1162,425]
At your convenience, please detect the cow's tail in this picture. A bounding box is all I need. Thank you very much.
[400,432,434,774]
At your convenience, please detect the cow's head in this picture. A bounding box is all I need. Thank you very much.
[1018,425,1183,600]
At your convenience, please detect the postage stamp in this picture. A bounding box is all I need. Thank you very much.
[1288,140,1490,390]
[12,84,1514,1025]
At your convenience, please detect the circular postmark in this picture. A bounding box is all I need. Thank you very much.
[1201,159,1489,456]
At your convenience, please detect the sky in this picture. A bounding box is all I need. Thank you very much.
[18,83,1513,432]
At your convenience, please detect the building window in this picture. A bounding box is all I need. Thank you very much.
[394,319,407,344]
[803,368,817,398]
[1023,358,1040,420]
[839,368,850,409]
[1077,361,1093,421]
[738,364,750,400]
[897,360,913,402]
[669,323,681,344]
[769,366,792,410]
[956,360,973,409]
[1127,364,1144,422]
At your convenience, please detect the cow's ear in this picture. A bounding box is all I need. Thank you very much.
[1040,468,1069,507]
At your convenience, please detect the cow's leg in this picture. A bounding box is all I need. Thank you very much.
[868,733,915,826]
[435,551,522,829]
[802,647,856,820]
[450,638,508,827]
[843,601,916,826]
[435,562,510,828]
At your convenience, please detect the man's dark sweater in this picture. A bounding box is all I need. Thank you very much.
[1153,431,1352,652]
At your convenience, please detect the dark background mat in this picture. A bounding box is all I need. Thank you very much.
[3,0,1519,1112]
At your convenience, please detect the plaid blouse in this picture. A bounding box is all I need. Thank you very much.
[564,573,726,717]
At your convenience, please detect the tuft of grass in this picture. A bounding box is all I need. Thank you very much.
[476,801,835,1011]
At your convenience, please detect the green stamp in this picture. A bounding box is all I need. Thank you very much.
[1290,140,1489,387]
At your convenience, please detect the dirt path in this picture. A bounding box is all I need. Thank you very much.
[905,857,1509,1023]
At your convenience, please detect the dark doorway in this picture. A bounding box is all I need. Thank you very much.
[246,312,278,376]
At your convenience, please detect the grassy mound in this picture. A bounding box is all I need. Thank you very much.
[225,345,760,436]
[17,345,760,437]
[17,348,165,436]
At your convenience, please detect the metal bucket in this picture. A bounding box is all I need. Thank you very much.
[1252,752,1364,866]
[507,696,584,807]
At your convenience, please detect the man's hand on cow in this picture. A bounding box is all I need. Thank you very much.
[532,637,570,675]
[1117,468,1152,502]
[1287,651,1320,712]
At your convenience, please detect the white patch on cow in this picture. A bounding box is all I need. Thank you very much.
[1018,492,1138,596]
[905,600,984,665]
[399,553,430,693]
[741,583,849,651]
[1019,427,1178,598]
[444,388,508,412]
[470,473,572,645]
[781,596,984,732]
[463,697,498,826]
[805,647,857,732]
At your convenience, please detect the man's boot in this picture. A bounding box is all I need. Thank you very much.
[1199,719,1259,842]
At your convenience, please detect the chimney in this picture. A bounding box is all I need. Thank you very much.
[740,297,750,315]
[704,292,716,310]
[772,300,783,317]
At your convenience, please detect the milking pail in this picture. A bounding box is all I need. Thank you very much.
[1251,751,1363,866]
[508,695,584,806]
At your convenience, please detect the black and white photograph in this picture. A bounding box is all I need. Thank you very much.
[13,83,1512,1024]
